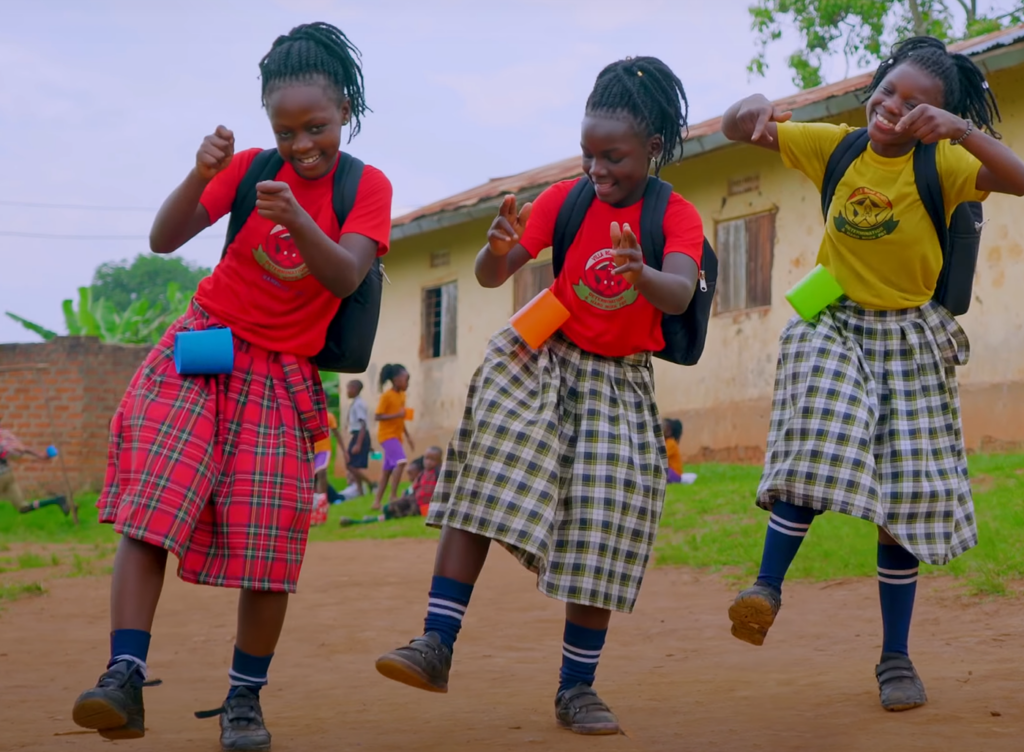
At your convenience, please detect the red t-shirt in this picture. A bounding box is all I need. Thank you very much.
[519,180,704,357]
[194,148,393,356]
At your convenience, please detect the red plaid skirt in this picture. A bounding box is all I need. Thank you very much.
[98,302,328,592]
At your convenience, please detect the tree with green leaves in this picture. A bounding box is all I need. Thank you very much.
[91,253,211,311]
[5,282,191,345]
[749,0,1024,89]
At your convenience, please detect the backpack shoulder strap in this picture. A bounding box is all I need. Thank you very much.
[332,152,366,226]
[912,141,949,250]
[821,128,870,220]
[222,149,283,259]
[639,177,673,270]
[552,177,594,277]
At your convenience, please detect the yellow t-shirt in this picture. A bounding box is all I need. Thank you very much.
[376,389,406,443]
[665,437,683,475]
[778,121,988,309]
[313,413,338,454]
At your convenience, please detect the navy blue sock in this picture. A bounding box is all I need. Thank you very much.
[109,629,151,684]
[878,543,919,657]
[559,621,607,695]
[756,500,816,592]
[227,646,274,700]
[423,575,473,651]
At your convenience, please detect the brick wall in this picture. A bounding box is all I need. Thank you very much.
[0,337,148,497]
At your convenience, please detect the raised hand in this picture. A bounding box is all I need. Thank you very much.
[486,195,533,256]
[196,125,235,181]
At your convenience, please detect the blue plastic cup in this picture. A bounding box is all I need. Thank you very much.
[46,445,58,458]
[174,328,235,376]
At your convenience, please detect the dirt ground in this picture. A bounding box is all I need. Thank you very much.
[2,539,1022,751]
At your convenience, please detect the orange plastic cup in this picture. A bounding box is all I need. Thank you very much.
[510,289,570,350]
[405,408,414,421]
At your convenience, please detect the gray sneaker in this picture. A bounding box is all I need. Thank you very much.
[72,660,153,740]
[375,632,451,693]
[555,684,620,735]
[728,582,782,646]
[195,687,271,751]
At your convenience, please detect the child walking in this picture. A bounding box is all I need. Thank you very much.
[375,56,704,735]
[71,21,392,750]
[721,36,1024,712]
[340,446,441,526]
[0,420,69,515]
[344,379,373,496]
[372,363,414,510]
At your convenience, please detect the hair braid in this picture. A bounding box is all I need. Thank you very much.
[259,21,370,141]
[585,56,689,175]
[865,35,1001,137]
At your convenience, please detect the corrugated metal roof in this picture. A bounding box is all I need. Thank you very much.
[393,25,1024,234]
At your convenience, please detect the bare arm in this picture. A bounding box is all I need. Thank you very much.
[151,125,234,254]
[967,131,1024,196]
[721,94,792,152]
[476,195,534,288]
[634,253,700,315]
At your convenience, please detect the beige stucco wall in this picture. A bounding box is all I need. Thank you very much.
[343,63,1024,465]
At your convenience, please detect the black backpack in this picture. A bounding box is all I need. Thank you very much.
[551,176,718,366]
[822,127,983,316]
[222,149,383,373]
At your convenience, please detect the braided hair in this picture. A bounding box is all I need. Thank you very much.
[866,36,1001,138]
[585,56,689,175]
[259,22,370,141]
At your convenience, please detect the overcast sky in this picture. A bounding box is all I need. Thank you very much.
[1,0,1011,342]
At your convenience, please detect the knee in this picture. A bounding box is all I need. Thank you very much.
[877,526,898,545]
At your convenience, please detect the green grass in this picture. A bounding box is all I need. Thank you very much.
[1,455,1022,596]
[655,454,1024,595]
[0,582,46,601]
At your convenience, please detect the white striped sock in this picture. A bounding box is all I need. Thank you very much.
[427,596,468,622]
[229,668,268,687]
[111,655,148,680]
[878,566,919,585]
[768,513,811,538]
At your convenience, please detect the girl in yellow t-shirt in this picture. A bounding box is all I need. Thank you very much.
[372,363,414,510]
[721,36,1024,712]
[662,418,684,483]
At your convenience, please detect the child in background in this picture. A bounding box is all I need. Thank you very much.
[344,379,373,496]
[71,21,392,749]
[311,412,344,526]
[339,446,441,526]
[375,56,703,735]
[662,418,684,483]
[372,364,414,511]
[721,35,1024,712]
[0,420,69,515]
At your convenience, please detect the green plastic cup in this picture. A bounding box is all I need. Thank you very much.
[786,264,844,321]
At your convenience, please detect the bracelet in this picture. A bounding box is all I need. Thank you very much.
[951,119,973,146]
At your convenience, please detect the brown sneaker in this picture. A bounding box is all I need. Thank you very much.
[555,684,620,735]
[375,632,451,693]
[728,582,782,646]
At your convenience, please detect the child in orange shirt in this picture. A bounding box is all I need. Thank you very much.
[663,418,683,483]
[372,363,414,510]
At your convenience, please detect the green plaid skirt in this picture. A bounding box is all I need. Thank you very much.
[425,327,666,613]
[757,298,976,565]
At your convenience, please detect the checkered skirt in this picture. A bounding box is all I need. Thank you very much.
[757,298,976,565]
[98,302,328,592]
[425,327,666,613]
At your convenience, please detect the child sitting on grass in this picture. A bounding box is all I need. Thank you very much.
[340,446,440,526]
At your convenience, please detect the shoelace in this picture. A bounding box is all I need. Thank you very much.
[194,692,262,723]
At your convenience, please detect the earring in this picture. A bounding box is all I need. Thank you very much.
[649,156,657,174]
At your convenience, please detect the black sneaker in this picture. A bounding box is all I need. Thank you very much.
[72,660,150,739]
[195,687,272,751]
[375,632,452,693]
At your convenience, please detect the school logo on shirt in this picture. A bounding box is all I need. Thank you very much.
[572,248,639,310]
[252,224,311,281]
[833,187,900,241]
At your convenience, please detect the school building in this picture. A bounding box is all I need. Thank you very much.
[343,26,1024,465]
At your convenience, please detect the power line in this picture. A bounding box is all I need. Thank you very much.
[0,230,223,241]
[0,199,158,212]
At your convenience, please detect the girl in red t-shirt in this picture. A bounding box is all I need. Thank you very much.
[376,56,704,735]
[73,22,392,750]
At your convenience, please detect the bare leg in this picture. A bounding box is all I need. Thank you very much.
[388,461,407,502]
[565,603,612,631]
[434,526,491,582]
[110,536,168,631]
[235,590,289,657]
[372,467,393,510]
